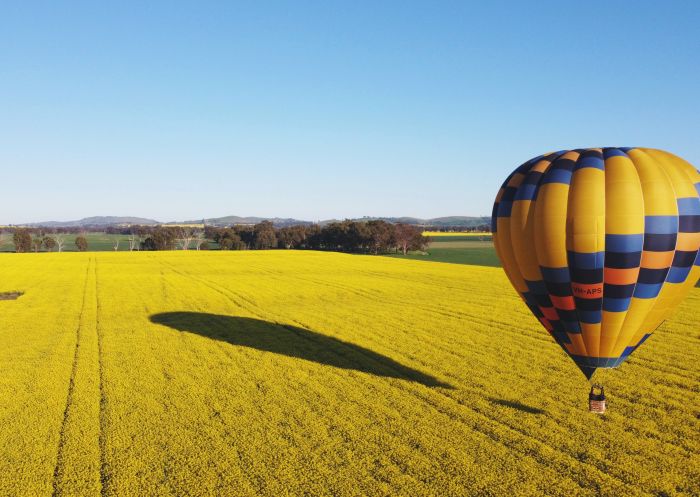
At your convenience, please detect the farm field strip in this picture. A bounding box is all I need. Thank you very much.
[139,252,700,492]
[0,251,697,496]
[0,256,90,495]
[422,232,493,237]
[154,255,547,383]
[168,254,675,389]
[149,256,700,434]
[51,258,103,497]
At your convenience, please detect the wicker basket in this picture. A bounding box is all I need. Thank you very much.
[588,385,606,414]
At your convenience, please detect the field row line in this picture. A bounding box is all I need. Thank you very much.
[51,258,93,497]
[94,258,110,497]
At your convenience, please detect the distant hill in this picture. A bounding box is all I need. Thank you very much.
[321,216,491,228]
[21,214,491,228]
[197,215,491,228]
[179,216,313,227]
[26,216,161,227]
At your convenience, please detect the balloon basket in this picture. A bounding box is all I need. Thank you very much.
[588,384,606,414]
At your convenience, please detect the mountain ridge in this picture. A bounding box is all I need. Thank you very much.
[25,216,160,227]
[21,215,491,228]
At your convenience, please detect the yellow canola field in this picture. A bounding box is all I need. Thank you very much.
[422,231,492,237]
[0,251,697,497]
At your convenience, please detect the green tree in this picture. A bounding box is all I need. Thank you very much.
[32,237,43,253]
[395,224,426,255]
[366,220,396,254]
[218,230,243,250]
[75,236,89,252]
[236,226,255,248]
[142,227,179,250]
[253,221,277,249]
[13,230,32,253]
[140,237,157,251]
[277,226,307,249]
[43,236,57,251]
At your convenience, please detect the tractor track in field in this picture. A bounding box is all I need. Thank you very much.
[94,258,111,497]
[51,259,92,497]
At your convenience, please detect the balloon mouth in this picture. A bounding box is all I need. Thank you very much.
[577,364,624,380]
[578,366,597,380]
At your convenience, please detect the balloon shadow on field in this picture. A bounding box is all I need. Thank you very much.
[150,312,451,388]
[489,398,545,415]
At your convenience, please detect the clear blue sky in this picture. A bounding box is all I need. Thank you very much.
[2,1,699,224]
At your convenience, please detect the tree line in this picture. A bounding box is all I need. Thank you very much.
[203,221,428,254]
[138,220,428,254]
[2,221,429,254]
[5,230,89,253]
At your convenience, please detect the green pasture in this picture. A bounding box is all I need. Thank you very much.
[387,239,500,267]
[0,233,134,252]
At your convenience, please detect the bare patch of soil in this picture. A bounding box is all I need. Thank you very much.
[0,292,23,300]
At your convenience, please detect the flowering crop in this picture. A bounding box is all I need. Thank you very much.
[422,231,492,237]
[0,251,696,496]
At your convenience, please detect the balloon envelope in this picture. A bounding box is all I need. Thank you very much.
[492,148,700,378]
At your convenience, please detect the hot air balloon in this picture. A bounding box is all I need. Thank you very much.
[492,148,700,405]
